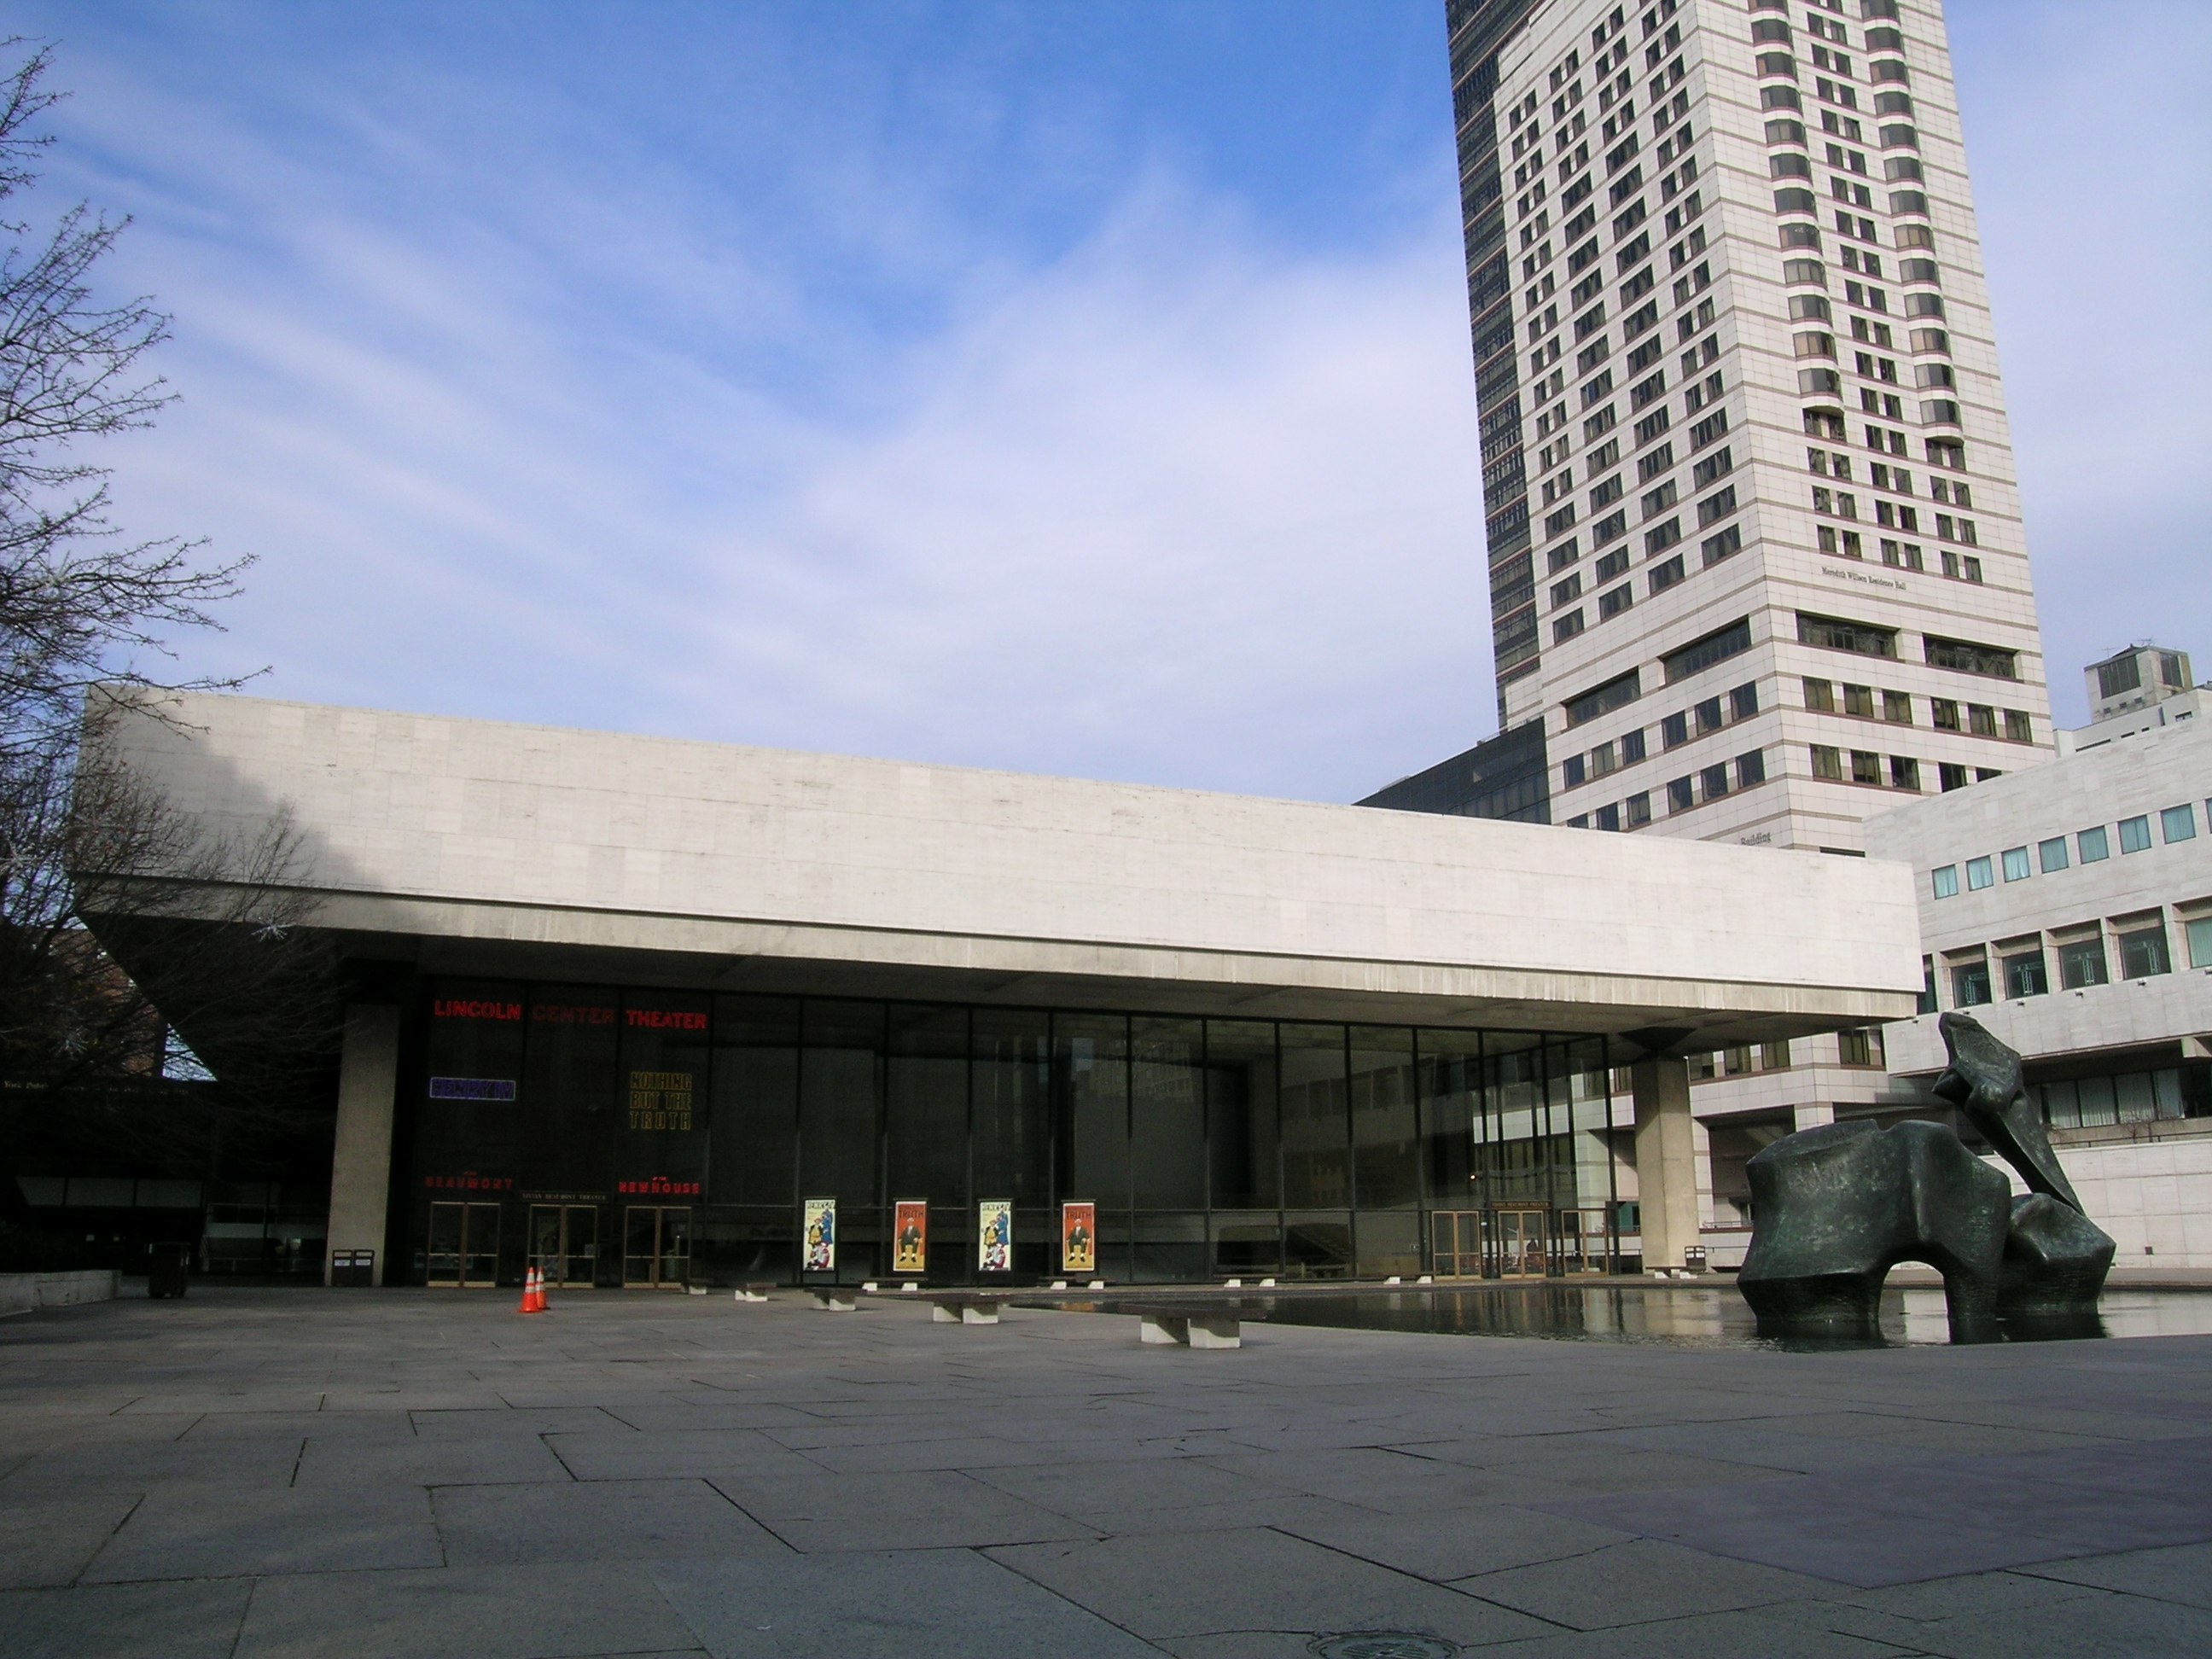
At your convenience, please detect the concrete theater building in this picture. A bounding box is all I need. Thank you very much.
[83,693,1919,1291]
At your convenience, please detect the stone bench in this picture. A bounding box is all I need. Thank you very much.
[928,1295,1011,1325]
[1134,1308,1241,1349]
[807,1287,860,1312]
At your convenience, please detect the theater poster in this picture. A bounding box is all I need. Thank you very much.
[1061,1202,1096,1275]
[892,1201,928,1275]
[977,1200,1012,1274]
[801,1198,835,1274]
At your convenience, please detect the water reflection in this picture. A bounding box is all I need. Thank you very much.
[1031,1283,2212,1350]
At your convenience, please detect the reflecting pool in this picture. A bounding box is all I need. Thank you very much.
[1028,1282,2212,1350]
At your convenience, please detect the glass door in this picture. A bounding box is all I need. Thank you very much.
[529,1205,600,1287]
[1557,1207,1613,1275]
[1430,1210,1481,1278]
[1490,1205,1548,1278]
[622,1206,691,1289]
[428,1202,501,1287]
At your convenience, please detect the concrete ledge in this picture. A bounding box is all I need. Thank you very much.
[0,1269,121,1317]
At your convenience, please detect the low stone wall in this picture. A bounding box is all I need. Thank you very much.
[0,1269,121,1317]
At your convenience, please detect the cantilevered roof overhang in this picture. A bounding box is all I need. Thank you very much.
[86,693,1924,1048]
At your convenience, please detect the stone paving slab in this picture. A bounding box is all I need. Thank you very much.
[2,1288,2210,1655]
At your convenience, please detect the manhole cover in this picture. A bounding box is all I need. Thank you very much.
[1308,1636,1460,1659]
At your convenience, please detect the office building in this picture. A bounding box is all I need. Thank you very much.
[1441,0,2052,853]
[1864,715,2212,1266]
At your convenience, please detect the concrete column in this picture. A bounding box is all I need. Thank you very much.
[326,1004,400,1286]
[1631,1055,1699,1270]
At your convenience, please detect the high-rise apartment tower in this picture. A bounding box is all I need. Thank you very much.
[1443,0,2051,853]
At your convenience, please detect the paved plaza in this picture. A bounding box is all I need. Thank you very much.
[2,1288,2209,1656]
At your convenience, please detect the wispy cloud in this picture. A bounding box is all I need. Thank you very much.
[49,25,1487,802]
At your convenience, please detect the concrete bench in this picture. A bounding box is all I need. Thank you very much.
[808,1288,859,1312]
[928,1295,1009,1325]
[1134,1309,1241,1348]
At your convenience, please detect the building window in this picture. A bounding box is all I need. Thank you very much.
[2078,825,2110,864]
[1965,855,1994,891]
[1626,791,1652,827]
[1930,864,1958,899]
[1889,755,1919,791]
[1701,763,1731,800]
[1837,1027,1884,1067]
[2058,935,2109,990]
[1738,749,1767,788]
[1662,712,1689,748]
[1668,776,1695,812]
[1731,684,1760,721]
[1938,762,1968,792]
[1843,683,1875,718]
[1798,611,1897,657]
[1595,803,1622,831]
[1951,958,1992,1006]
[2000,847,2031,882]
[1812,744,1843,780]
[1918,958,1937,1014]
[2118,921,2172,980]
[1563,754,1587,788]
[2002,946,2048,999]
[1924,634,2018,679]
[1882,690,1912,724]
[1803,677,1836,712]
[2037,836,2069,874]
[1621,727,1647,763]
[1851,749,1880,785]
[2118,815,2152,854]
[2162,804,2197,844]
[1662,617,1753,683]
[1930,697,1959,731]
[2005,710,2033,743]
[2186,916,2212,969]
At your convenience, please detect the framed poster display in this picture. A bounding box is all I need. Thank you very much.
[801,1197,836,1274]
[977,1200,1012,1274]
[1061,1202,1097,1275]
[892,1200,928,1275]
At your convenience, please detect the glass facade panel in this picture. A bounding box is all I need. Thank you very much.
[401,981,1619,1286]
[1279,1024,1350,1211]
[1205,1021,1279,1212]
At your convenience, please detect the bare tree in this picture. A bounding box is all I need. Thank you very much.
[0,43,332,1164]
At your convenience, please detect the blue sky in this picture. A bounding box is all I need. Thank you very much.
[18,1,2209,800]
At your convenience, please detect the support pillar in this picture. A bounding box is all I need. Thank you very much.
[1631,1055,1699,1271]
[326,1004,400,1286]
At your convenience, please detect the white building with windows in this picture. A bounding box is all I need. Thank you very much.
[1862,717,2212,1266]
[1447,0,2052,853]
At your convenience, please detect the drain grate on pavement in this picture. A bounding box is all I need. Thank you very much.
[1308,1635,1460,1659]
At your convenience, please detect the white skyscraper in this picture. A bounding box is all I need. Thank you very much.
[1445,0,2052,855]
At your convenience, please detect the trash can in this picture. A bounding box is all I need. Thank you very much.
[331,1249,375,1287]
[147,1244,192,1299]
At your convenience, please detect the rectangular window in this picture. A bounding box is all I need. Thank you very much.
[1695,696,1724,735]
[1924,634,2019,678]
[1843,683,1875,718]
[1701,526,1742,565]
[1851,749,1880,785]
[1621,727,1647,763]
[1738,748,1767,787]
[2037,836,2069,873]
[1951,958,1992,1006]
[2005,710,2033,743]
[1965,855,1994,891]
[1930,864,1958,899]
[1667,775,1694,812]
[1662,617,1753,683]
[2186,917,2212,969]
[2003,947,2048,999]
[1812,744,1843,780]
[1626,791,1651,827]
[1837,1028,1883,1067]
[2058,935,2109,990]
[2118,922,2172,980]
[2162,804,2197,843]
[1661,711,1689,748]
[1700,763,1730,800]
[1803,677,1836,712]
[2118,815,2152,854]
[2078,825,2110,863]
[1931,697,1959,731]
[1565,668,1643,725]
[1563,754,1587,788]
[2000,847,2031,882]
[1798,612,1899,657]
[1730,684,1759,721]
[1882,690,1912,724]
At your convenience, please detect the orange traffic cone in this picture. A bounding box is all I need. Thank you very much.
[519,1266,546,1314]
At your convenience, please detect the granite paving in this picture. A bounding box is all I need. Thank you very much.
[1,1285,2209,1656]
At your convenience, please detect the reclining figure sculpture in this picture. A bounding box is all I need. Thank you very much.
[1736,1012,2115,1340]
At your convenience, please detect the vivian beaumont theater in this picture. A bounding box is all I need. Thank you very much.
[71,692,1922,1291]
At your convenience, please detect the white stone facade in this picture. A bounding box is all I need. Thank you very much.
[1483,0,2052,853]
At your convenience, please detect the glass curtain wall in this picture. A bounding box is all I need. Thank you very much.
[409,981,1617,1285]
